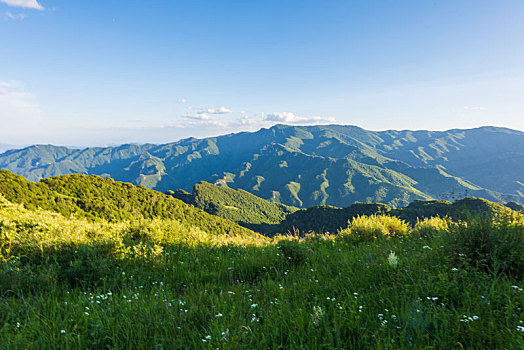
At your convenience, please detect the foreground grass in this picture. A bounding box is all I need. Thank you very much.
[0,197,523,348]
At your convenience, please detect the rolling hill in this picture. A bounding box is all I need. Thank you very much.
[1,124,523,208]
[0,169,259,239]
[173,180,520,235]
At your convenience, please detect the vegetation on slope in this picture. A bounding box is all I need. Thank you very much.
[172,180,520,235]
[507,201,524,213]
[1,124,522,208]
[168,181,298,232]
[0,192,523,348]
[0,169,258,238]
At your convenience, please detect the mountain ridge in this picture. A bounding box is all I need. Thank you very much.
[1,124,523,208]
[172,180,520,235]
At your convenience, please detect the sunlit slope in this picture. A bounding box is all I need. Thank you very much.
[0,169,260,239]
[170,180,520,235]
[1,124,522,207]
[170,181,298,230]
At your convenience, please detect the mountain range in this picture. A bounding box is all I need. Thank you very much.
[0,124,523,208]
[172,180,519,235]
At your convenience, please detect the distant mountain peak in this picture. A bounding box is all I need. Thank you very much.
[0,124,522,207]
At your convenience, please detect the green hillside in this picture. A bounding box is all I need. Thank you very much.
[169,181,298,232]
[171,180,520,235]
[1,124,523,208]
[1,187,523,348]
[279,203,392,234]
[506,201,524,212]
[0,169,259,239]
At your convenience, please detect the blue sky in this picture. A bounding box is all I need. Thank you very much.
[1,0,523,145]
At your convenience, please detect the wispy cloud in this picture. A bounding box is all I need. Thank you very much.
[4,11,26,19]
[181,109,229,127]
[264,112,335,124]
[203,106,232,114]
[186,113,215,121]
[177,98,187,103]
[179,105,233,126]
[183,117,227,127]
[0,0,44,10]
[462,106,487,111]
[236,115,271,128]
[175,108,334,135]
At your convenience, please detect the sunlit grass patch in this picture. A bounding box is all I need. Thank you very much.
[1,195,523,348]
[337,214,410,242]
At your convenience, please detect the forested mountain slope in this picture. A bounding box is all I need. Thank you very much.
[0,169,259,239]
[1,124,522,208]
[173,181,519,235]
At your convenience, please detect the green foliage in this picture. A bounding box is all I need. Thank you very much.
[277,239,311,266]
[412,216,449,239]
[0,169,260,239]
[393,197,515,224]
[170,181,298,234]
[453,197,514,219]
[1,193,524,348]
[280,203,391,234]
[2,124,522,209]
[339,214,410,242]
[506,201,524,212]
[171,179,523,237]
[440,214,524,278]
[392,199,452,223]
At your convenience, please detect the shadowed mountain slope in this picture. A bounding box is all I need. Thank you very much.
[1,124,522,208]
[172,181,521,235]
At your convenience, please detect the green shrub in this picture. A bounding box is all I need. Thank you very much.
[412,216,449,239]
[277,239,311,266]
[441,213,524,278]
[58,244,115,287]
[338,214,410,242]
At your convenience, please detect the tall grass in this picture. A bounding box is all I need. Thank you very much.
[439,213,524,278]
[1,196,523,348]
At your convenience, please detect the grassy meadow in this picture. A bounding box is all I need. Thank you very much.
[1,192,523,349]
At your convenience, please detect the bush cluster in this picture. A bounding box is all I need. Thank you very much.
[338,214,409,242]
[441,213,524,278]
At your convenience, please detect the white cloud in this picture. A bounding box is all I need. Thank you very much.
[183,117,227,127]
[236,115,271,128]
[177,98,187,103]
[204,106,232,114]
[186,113,215,121]
[5,11,26,19]
[183,106,233,124]
[0,0,43,10]
[181,111,228,127]
[264,112,335,124]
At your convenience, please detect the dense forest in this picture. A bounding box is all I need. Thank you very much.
[0,169,258,238]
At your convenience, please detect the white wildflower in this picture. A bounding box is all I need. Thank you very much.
[387,251,398,268]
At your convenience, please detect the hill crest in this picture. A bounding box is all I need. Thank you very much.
[1,124,523,208]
